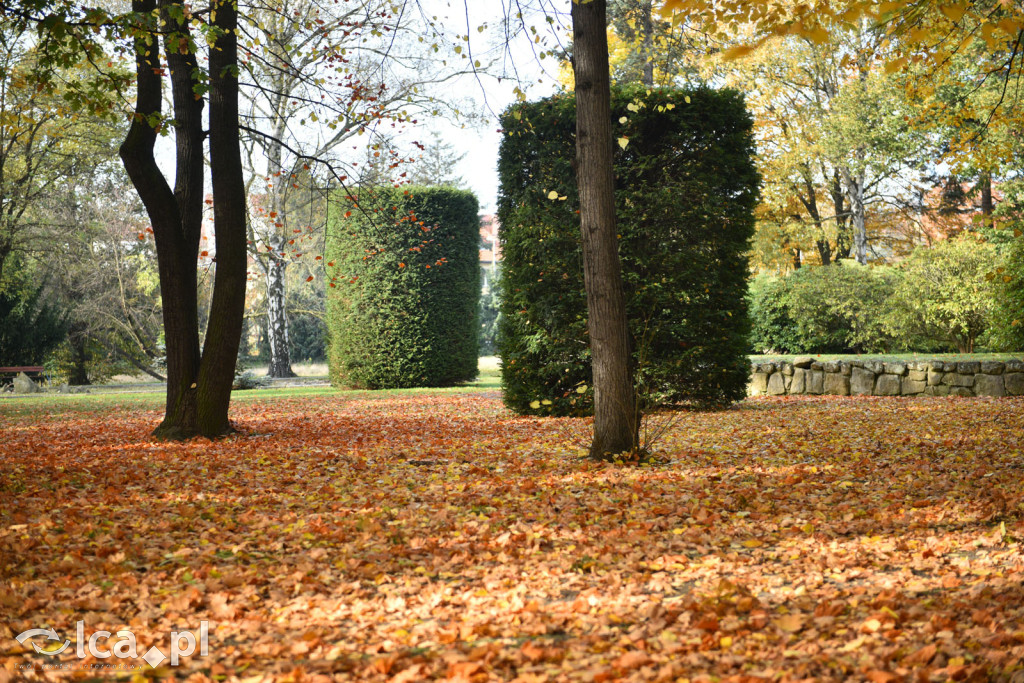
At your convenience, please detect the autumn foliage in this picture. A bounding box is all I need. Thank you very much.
[2,389,1024,682]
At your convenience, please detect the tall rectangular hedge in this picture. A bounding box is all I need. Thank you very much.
[325,186,480,388]
[497,85,759,415]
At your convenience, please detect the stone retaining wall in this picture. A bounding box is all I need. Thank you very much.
[748,358,1024,397]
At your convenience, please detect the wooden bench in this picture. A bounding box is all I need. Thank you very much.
[0,366,45,386]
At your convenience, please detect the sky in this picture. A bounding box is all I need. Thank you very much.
[151,0,567,215]
[403,0,567,213]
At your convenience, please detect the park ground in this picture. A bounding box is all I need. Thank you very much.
[1,378,1023,682]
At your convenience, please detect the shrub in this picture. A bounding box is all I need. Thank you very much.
[325,185,480,388]
[885,236,998,353]
[989,235,1024,351]
[497,85,759,415]
[749,263,899,354]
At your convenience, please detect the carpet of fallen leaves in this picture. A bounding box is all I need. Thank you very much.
[2,391,1024,683]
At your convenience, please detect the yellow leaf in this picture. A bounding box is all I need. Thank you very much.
[719,636,733,648]
[885,56,908,74]
[683,96,690,104]
[803,25,829,44]
[659,0,685,15]
[576,384,588,394]
[618,137,629,149]
[940,3,967,23]
[774,614,804,633]
[742,539,763,548]
[721,44,757,60]
[619,116,628,124]
[801,523,814,534]
[547,190,559,200]
[530,400,541,409]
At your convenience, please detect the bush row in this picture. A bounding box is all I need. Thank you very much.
[749,235,1021,354]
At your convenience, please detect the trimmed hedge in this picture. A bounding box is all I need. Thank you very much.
[325,185,480,388]
[497,85,759,415]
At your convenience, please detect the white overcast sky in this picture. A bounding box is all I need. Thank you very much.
[408,0,568,212]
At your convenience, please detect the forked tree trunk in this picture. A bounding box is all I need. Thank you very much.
[572,0,639,459]
[841,166,868,265]
[119,0,246,439]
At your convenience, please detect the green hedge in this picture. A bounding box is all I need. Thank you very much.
[325,186,480,388]
[497,85,759,415]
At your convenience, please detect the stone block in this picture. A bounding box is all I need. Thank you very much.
[781,362,794,377]
[875,374,901,396]
[823,361,839,374]
[767,372,787,396]
[865,360,885,375]
[840,362,852,376]
[808,370,824,395]
[901,378,927,395]
[883,362,907,376]
[924,385,950,396]
[789,367,806,394]
[749,372,769,395]
[12,372,40,394]
[1005,359,1024,373]
[851,367,876,395]
[929,360,945,372]
[957,361,981,375]
[823,373,850,396]
[928,371,943,386]
[980,361,1004,375]
[908,370,927,382]
[974,374,1006,397]
[793,356,813,368]
[942,373,974,388]
[1005,372,1024,396]
[811,362,823,371]
[950,387,973,397]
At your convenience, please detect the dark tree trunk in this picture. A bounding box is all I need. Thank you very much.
[639,1,655,87]
[979,172,993,228]
[572,0,638,459]
[119,0,245,439]
[196,0,248,435]
[797,165,832,266]
[831,170,851,260]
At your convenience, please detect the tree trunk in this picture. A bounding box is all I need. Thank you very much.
[265,251,296,377]
[119,0,245,439]
[841,166,868,265]
[196,0,248,435]
[120,0,204,439]
[979,172,993,228]
[830,170,851,260]
[572,0,638,459]
[797,165,831,266]
[639,1,655,87]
